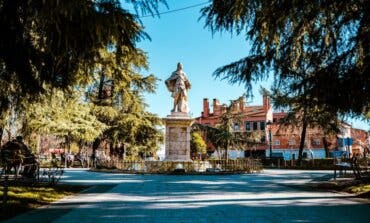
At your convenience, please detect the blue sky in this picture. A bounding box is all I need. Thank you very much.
[135,0,369,131]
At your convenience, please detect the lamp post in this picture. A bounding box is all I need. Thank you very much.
[266,121,273,159]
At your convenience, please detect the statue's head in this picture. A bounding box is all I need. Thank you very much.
[177,62,183,71]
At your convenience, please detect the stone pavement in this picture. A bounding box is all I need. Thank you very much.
[4,169,370,223]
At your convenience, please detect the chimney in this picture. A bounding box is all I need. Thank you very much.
[213,98,220,116]
[239,96,245,111]
[202,98,210,117]
[263,94,270,111]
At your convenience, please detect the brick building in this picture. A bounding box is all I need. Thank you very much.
[195,95,272,158]
[351,128,370,156]
[195,95,369,160]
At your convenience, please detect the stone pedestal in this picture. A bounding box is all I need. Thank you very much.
[163,112,194,162]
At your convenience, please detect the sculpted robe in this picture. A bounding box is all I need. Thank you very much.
[165,69,191,113]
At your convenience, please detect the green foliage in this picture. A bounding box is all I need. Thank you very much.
[267,77,340,163]
[70,142,80,154]
[105,112,163,158]
[191,131,207,155]
[0,0,166,98]
[86,46,163,159]
[201,0,370,117]
[215,105,261,154]
[25,134,39,154]
[269,81,341,135]
[0,0,167,136]
[0,0,166,160]
[349,184,370,195]
[24,90,106,142]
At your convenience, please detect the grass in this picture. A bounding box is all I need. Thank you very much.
[347,183,370,198]
[309,177,370,198]
[0,183,87,221]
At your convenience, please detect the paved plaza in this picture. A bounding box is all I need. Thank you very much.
[5,169,370,223]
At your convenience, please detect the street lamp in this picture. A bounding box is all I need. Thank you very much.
[266,121,273,159]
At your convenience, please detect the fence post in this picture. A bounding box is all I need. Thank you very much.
[36,164,40,181]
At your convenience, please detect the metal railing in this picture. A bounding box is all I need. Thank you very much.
[96,158,262,174]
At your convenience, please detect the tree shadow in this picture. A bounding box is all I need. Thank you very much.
[6,170,369,223]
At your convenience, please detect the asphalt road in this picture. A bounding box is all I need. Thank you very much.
[5,169,370,223]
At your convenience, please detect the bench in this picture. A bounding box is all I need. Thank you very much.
[334,162,351,179]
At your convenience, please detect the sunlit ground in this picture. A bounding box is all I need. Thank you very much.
[5,169,370,223]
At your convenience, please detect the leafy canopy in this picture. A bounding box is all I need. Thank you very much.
[86,46,163,158]
[201,0,369,116]
[0,0,166,102]
[24,90,106,142]
[191,131,207,155]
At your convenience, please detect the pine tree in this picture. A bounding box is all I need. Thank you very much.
[201,0,370,117]
[23,89,107,146]
[86,47,163,161]
[0,0,167,147]
[269,83,340,165]
[0,0,166,94]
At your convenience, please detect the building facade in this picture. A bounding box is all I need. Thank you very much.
[195,95,369,160]
[195,95,272,158]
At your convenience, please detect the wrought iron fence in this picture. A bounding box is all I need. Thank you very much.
[96,158,262,174]
[262,157,370,171]
[0,161,64,184]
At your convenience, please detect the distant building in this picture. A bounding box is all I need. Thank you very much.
[195,95,272,158]
[351,127,370,156]
[195,95,369,160]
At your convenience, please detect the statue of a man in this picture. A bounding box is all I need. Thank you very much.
[165,63,191,113]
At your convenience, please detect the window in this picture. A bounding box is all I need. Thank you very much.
[245,122,251,131]
[312,139,321,146]
[260,121,265,131]
[233,123,240,131]
[288,140,295,145]
[273,140,280,146]
[253,122,258,131]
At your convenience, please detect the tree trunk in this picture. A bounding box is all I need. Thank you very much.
[98,71,105,101]
[109,141,114,158]
[363,144,368,158]
[225,141,229,161]
[6,129,11,141]
[110,81,115,105]
[0,127,3,147]
[92,138,101,168]
[323,136,330,158]
[297,118,308,167]
[120,143,126,161]
[65,135,71,168]
[91,69,106,167]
